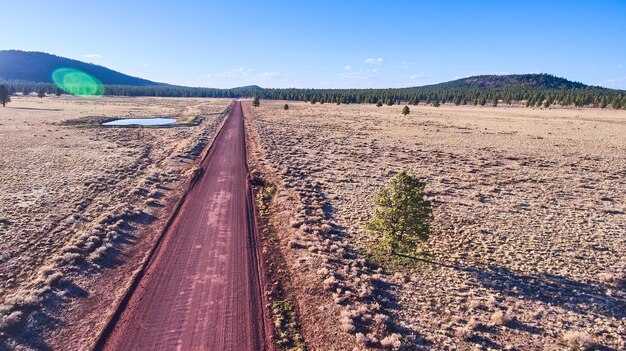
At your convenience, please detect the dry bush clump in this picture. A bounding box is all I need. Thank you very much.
[562,330,593,350]
[247,100,626,350]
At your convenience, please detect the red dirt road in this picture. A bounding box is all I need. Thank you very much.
[97,101,271,350]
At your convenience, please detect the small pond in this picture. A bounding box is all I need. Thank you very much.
[102,118,177,126]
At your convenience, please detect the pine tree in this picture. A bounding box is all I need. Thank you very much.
[402,106,410,116]
[0,85,10,107]
[252,96,260,107]
[38,89,46,99]
[376,101,383,107]
[365,171,432,254]
[283,104,289,110]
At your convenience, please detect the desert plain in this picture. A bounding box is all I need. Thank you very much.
[0,95,231,349]
[0,96,624,351]
[245,101,625,350]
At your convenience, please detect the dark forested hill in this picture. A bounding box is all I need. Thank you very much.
[424,74,589,90]
[0,50,163,86]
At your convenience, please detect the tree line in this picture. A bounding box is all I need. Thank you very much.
[2,79,625,109]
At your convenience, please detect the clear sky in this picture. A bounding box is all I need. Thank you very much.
[3,0,625,89]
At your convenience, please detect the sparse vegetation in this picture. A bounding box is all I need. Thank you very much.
[250,100,626,350]
[366,171,432,255]
[271,300,306,350]
[0,96,232,349]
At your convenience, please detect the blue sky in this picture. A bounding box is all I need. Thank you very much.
[3,0,626,89]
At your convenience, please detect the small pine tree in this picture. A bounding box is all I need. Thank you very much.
[543,99,551,108]
[366,171,433,254]
[376,101,383,107]
[22,87,31,96]
[432,99,440,107]
[283,104,289,110]
[252,96,260,107]
[402,105,410,116]
[38,89,46,99]
[492,96,498,107]
[0,85,10,107]
[479,97,487,106]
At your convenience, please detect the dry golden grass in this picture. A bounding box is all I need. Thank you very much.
[0,95,231,349]
[247,101,626,350]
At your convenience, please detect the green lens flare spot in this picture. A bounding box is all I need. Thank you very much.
[52,68,104,97]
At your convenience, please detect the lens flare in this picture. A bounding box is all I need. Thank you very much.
[52,68,104,97]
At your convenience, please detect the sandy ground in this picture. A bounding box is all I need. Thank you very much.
[247,101,626,350]
[0,95,231,350]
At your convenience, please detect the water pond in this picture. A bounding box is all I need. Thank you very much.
[102,118,177,126]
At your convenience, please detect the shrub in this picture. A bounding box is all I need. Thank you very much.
[490,309,513,326]
[380,333,401,349]
[366,171,432,254]
[562,330,592,350]
[283,103,289,110]
[401,106,410,116]
[454,326,473,340]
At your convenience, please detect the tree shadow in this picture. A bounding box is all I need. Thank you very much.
[395,253,625,320]
[473,265,625,319]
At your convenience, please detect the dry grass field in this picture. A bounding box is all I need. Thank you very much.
[0,96,231,349]
[246,101,626,350]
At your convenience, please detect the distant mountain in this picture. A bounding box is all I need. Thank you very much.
[234,85,262,90]
[0,50,164,86]
[420,73,592,91]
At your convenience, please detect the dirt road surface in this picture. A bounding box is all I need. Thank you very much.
[96,101,271,350]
